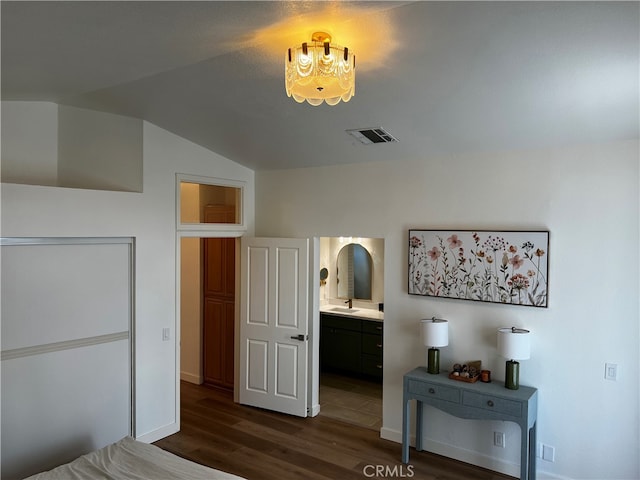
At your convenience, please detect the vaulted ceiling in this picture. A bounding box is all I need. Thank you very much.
[2,1,638,170]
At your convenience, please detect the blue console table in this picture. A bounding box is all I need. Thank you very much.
[402,367,538,480]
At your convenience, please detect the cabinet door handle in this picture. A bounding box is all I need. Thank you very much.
[376,344,383,348]
[376,364,382,369]
[428,388,436,394]
[487,400,494,407]
[376,326,383,330]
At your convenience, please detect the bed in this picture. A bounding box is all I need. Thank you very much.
[25,436,245,480]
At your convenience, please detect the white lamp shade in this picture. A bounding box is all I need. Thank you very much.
[497,327,531,360]
[421,318,449,347]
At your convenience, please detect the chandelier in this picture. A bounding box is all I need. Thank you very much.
[285,31,355,106]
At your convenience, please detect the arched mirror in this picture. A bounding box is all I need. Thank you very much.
[337,243,373,300]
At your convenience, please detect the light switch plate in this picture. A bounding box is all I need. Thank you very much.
[605,363,618,381]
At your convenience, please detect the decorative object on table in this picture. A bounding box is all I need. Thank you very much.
[497,327,531,390]
[449,360,481,382]
[408,230,549,307]
[421,317,448,374]
[480,369,492,383]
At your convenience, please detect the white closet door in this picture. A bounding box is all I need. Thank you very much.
[1,237,133,479]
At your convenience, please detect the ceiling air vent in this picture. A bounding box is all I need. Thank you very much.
[346,127,398,145]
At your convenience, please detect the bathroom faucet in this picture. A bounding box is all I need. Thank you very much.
[345,298,352,309]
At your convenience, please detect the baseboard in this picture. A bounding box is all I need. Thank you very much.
[379,427,571,480]
[308,403,320,417]
[380,426,406,444]
[135,422,179,444]
[180,371,202,384]
[536,471,576,480]
[423,438,520,478]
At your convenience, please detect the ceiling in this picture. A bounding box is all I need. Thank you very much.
[2,1,638,171]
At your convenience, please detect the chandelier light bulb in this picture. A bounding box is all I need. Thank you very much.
[285,31,355,106]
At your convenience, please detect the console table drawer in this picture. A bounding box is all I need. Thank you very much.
[408,380,460,403]
[462,391,522,417]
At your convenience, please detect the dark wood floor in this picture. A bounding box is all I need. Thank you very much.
[154,381,515,480]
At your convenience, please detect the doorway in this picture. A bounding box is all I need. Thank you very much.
[318,236,384,431]
[178,229,381,425]
[178,179,242,394]
[179,234,237,393]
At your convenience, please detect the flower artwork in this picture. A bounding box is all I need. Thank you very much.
[409,230,549,307]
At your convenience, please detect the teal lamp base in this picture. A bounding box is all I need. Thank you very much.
[427,348,440,374]
[505,360,520,390]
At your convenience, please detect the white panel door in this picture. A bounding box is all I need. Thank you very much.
[239,237,309,417]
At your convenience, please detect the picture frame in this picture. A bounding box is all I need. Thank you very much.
[408,229,549,308]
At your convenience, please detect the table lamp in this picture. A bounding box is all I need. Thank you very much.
[497,327,530,390]
[421,317,449,374]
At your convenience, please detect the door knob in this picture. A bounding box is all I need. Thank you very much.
[290,334,307,341]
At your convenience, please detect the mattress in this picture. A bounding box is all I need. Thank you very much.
[25,436,245,480]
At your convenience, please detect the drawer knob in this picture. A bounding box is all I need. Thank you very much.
[487,400,494,407]
[428,388,436,394]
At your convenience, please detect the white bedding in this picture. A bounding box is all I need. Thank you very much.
[25,436,245,480]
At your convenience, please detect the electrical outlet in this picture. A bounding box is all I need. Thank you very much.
[542,444,555,462]
[493,431,505,448]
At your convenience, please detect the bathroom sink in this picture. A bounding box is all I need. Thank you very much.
[329,307,359,314]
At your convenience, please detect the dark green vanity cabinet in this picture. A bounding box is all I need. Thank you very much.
[361,320,384,377]
[320,313,383,380]
[320,315,361,374]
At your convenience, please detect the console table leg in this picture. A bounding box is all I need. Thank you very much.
[529,422,537,480]
[402,397,410,464]
[415,400,424,452]
[519,421,528,480]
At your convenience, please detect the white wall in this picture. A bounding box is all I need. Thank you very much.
[1,102,255,442]
[1,102,143,192]
[1,101,58,185]
[180,236,202,384]
[58,105,143,192]
[255,139,639,480]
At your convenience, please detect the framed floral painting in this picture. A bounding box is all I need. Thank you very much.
[409,230,549,307]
